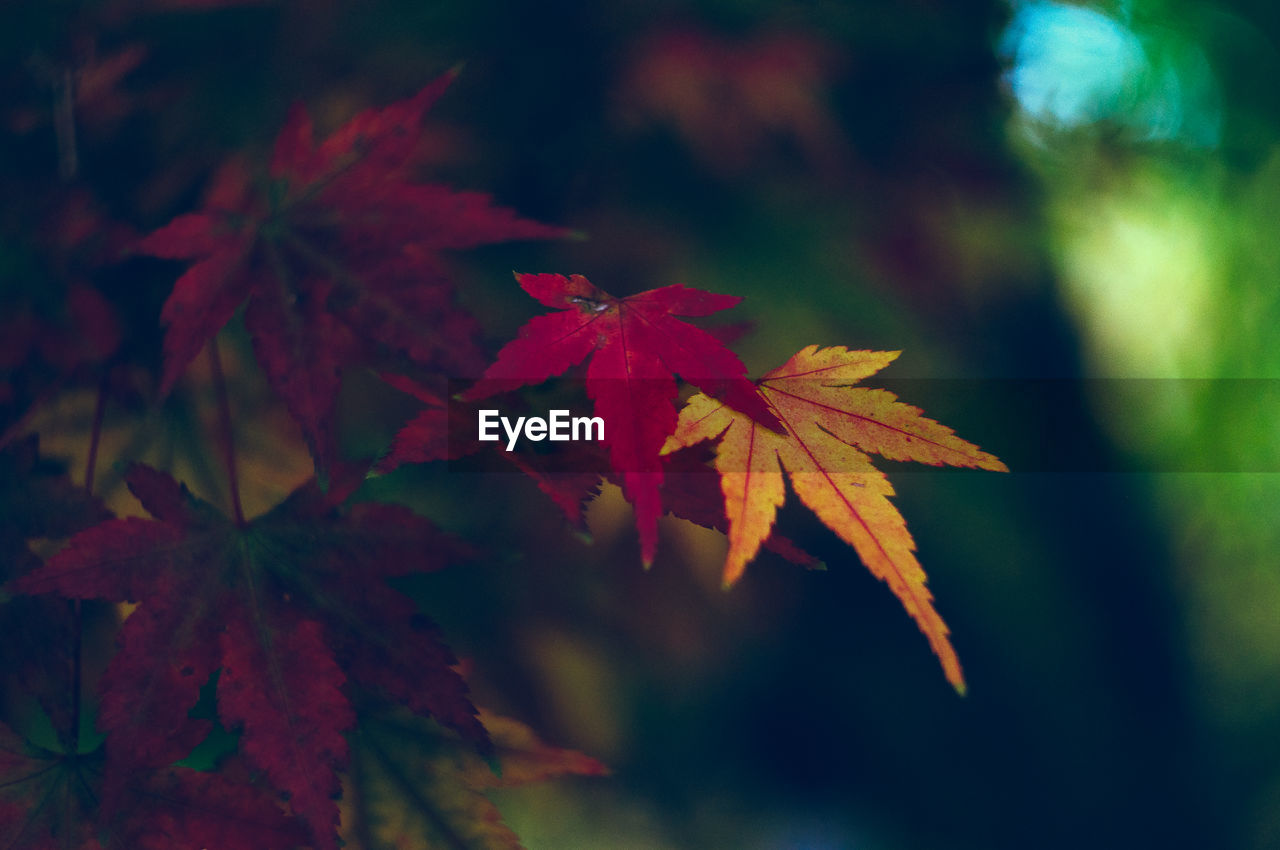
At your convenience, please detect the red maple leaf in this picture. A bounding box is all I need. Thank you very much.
[373,372,467,472]
[375,372,605,533]
[0,718,307,850]
[15,464,485,850]
[136,70,567,480]
[464,272,780,564]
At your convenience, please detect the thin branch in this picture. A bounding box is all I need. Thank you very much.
[69,373,108,755]
[84,371,108,495]
[208,337,246,526]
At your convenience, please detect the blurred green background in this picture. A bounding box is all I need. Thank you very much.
[8,0,1280,847]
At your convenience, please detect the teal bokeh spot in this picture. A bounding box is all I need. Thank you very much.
[1002,0,1220,145]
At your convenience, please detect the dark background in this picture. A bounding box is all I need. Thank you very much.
[6,1,1280,847]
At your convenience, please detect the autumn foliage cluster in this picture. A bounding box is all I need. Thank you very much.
[1,9,1004,849]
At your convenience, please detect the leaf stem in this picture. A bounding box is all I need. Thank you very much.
[70,374,108,755]
[208,337,246,527]
[84,371,108,495]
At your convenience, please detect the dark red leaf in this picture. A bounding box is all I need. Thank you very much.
[0,720,305,850]
[218,615,351,850]
[137,72,567,476]
[465,273,778,564]
[106,761,308,850]
[14,465,483,848]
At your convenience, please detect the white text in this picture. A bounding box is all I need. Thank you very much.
[477,409,604,451]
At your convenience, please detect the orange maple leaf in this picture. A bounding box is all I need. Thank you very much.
[663,345,1006,693]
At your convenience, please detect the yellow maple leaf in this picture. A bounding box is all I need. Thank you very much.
[664,345,1007,693]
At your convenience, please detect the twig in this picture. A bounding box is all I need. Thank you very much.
[208,337,246,526]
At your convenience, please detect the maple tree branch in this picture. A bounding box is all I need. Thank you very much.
[208,336,247,527]
[68,373,110,755]
[84,371,108,495]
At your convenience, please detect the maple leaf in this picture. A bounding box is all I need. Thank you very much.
[106,758,309,850]
[341,704,606,850]
[373,373,465,472]
[0,718,99,850]
[0,717,306,850]
[136,70,567,480]
[664,345,1007,693]
[504,452,604,536]
[464,272,781,565]
[375,372,604,534]
[14,464,484,849]
[660,445,820,570]
[0,436,111,745]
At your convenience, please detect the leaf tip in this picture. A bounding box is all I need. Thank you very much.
[941,655,967,695]
[720,555,749,589]
[720,570,745,591]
